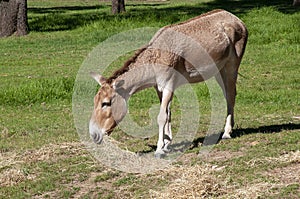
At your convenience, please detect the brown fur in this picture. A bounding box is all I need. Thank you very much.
[90,9,248,150]
[107,9,247,85]
[168,9,224,28]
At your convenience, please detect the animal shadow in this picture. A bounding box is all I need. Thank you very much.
[192,122,300,149]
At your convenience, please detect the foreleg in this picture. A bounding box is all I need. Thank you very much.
[155,88,173,158]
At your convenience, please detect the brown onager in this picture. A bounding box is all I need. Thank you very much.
[89,9,248,157]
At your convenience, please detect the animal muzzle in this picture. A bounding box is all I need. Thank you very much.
[89,121,104,144]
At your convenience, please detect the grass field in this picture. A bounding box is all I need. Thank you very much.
[1,0,300,198]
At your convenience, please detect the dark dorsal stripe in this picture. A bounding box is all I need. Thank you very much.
[107,45,149,84]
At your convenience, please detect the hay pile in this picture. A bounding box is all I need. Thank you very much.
[150,164,227,198]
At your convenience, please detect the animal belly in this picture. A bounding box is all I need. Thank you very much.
[183,59,220,82]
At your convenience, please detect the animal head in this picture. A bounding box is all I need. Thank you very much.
[89,72,127,144]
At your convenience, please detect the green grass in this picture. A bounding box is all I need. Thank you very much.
[0,0,299,198]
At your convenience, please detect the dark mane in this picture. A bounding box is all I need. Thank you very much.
[107,46,148,84]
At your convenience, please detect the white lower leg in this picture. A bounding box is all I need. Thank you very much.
[223,114,233,139]
[155,89,173,157]
[155,123,165,154]
[155,110,167,156]
[163,122,172,152]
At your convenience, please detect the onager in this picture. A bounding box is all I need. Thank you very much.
[89,9,248,157]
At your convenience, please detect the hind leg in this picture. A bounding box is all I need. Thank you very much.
[215,61,239,139]
[163,100,172,152]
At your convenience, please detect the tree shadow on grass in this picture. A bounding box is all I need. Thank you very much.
[128,0,298,21]
[28,5,110,32]
[28,3,164,32]
[28,0,298,32]
[29,5,106,14]
[203,0,299,15]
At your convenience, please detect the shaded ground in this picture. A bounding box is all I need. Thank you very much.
[28,0,299,32]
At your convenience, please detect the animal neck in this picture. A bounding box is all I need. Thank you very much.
[113,63,156,100]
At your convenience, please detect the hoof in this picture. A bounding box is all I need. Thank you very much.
[163,147,171,153]
[222,133,232,139]
[154,150,166,159]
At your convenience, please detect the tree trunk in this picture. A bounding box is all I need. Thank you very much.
[293,0,300,6]
[111,0,125,15]
[0,0,29,37]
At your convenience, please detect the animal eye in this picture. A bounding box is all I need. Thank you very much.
[101,101,111,108]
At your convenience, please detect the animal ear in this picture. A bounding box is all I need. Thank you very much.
[113,80,128,100]
[90,72,107,86]
[112,80,125,90]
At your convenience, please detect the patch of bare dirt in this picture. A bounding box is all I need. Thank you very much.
[270,163,300,184]
[31,170,117,199]
[198,149,244,162]
[70,170,120,199]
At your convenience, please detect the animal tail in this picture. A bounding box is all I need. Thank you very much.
[235,21,248,59]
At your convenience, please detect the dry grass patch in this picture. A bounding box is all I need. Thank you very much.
[226,151,300,198]
[150,151,300,199]
[21,142,87,163]
[0,142,87,187]
[245,150,300,167]
[1,141,298,198]
[0,167,37,187]
[150,163,227,198]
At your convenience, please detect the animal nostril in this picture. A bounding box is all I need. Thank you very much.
[91,132,98,140]
[91,133,98,140]
[89,121,104,144]
[91,131,103,144]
